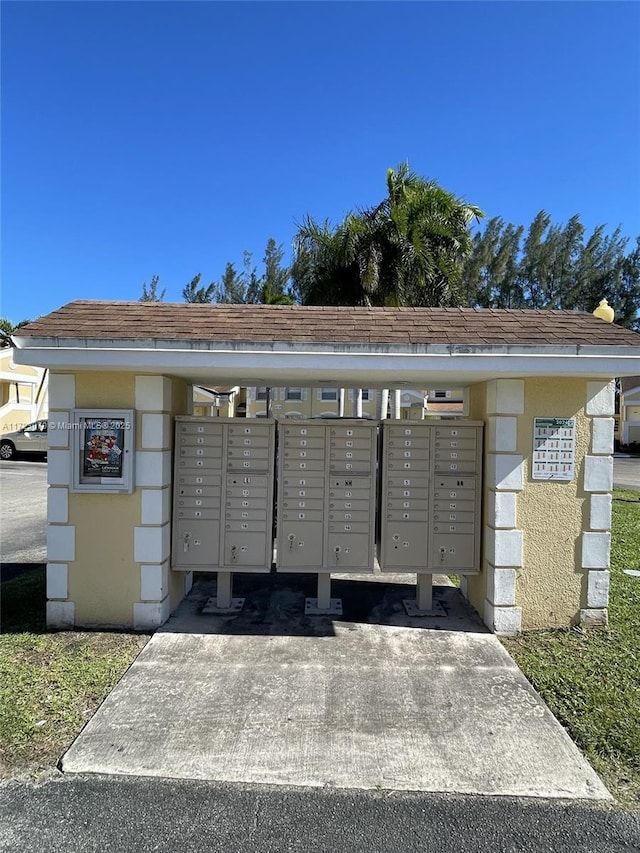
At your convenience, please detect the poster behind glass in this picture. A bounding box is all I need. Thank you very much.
[72,409,135,493]
[81,417,126,479]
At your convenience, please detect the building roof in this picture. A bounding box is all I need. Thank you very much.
[16,300,640,347]
[13,300,640,388]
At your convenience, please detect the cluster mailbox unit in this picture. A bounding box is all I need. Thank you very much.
[171,416,483,613]
[171,417,276,607]
[379,420,483,611]
[276,420,378,610]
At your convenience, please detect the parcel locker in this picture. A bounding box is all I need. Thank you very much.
[379,421,483,574]
[171,417,276,572]
[276,420,377,572]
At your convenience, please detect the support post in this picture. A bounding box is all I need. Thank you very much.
[216,571,233,608]
[391,389,402,419]
[353,388,363,418]
[416,573,433,611]
[304,572,343,615]
[317,572,332,610]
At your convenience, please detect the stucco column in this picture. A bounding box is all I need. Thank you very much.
[132,376,187,630]
[45,374,77,628]
[580,381,615,627]
[481,380,524,635]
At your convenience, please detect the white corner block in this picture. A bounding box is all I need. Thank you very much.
[47,487,69,524]
[483,601,522,636]
[47,450,72,486]
[582,532,611,569]
[579,608,608,628]
[46,563,68,599]
[487,454,524,491]
[586,381,615,417]
[489,530,522,566]
[486,380,524,415]
[135,376,172,412]
[486,567,517,606]
[184,571,194,595]
[140,562,169,601]
[583,456,613,492]
[46,600,75,629]
[48,374,76,409]
[591,418,614,455]
[48,412,70,448]
[135,451,172,488]
[141,488,170,525]
[487,417,518,452]
[134,523,170,564]
[133,598,171,631]
[47,525,75,562]
[486,528,523,567]
[590,493,612,531]
[587,570,610,609]
[141,413,171,450]
[488,491,517,529]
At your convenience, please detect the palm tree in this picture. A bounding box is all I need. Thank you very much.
[292,162,484,308]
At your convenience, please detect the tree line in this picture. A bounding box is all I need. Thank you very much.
[139,162,639,330]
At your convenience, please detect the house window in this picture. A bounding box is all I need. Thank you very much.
[347,389,371,401]
[321,388,338,401]
[286,388,302,401]
[256,387,268,401]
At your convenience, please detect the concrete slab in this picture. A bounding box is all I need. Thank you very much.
[62,574,611,800]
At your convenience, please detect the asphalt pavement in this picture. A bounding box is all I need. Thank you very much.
[613,455,640,491]
[0,459,47,570]
[0,775,638,853]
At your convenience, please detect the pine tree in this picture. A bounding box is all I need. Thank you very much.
[139,275,165,302]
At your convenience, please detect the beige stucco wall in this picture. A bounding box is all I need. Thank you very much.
[464,376,603,632]
[517,378,589,629]
[61,371,191,628]
[69,373,139,626]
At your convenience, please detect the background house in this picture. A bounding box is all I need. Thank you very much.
[619,377,640,446]
[0,347,48,433]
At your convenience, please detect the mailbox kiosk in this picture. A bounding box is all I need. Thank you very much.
[379,421,483,612]
[172,417,276,608]
[276,420,378,611]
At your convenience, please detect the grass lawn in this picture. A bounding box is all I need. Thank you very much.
[502,489,640,808]
[0,569,147,779]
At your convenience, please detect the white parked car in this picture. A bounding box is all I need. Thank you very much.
[0,420,48,460]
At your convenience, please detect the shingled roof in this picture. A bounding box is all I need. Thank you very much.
[16,301,640,347]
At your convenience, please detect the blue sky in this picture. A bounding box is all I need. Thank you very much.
[2,1,639,321]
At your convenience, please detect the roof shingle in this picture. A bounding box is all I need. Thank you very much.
[16,301,640,348]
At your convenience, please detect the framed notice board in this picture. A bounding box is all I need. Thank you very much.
[532,417,576,481]
[71,409,135,493]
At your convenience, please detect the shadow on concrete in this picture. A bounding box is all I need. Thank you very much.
[0,562,45,584]
[160,572,488,638]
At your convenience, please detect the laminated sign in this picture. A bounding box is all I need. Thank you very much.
[532,417,576,481]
